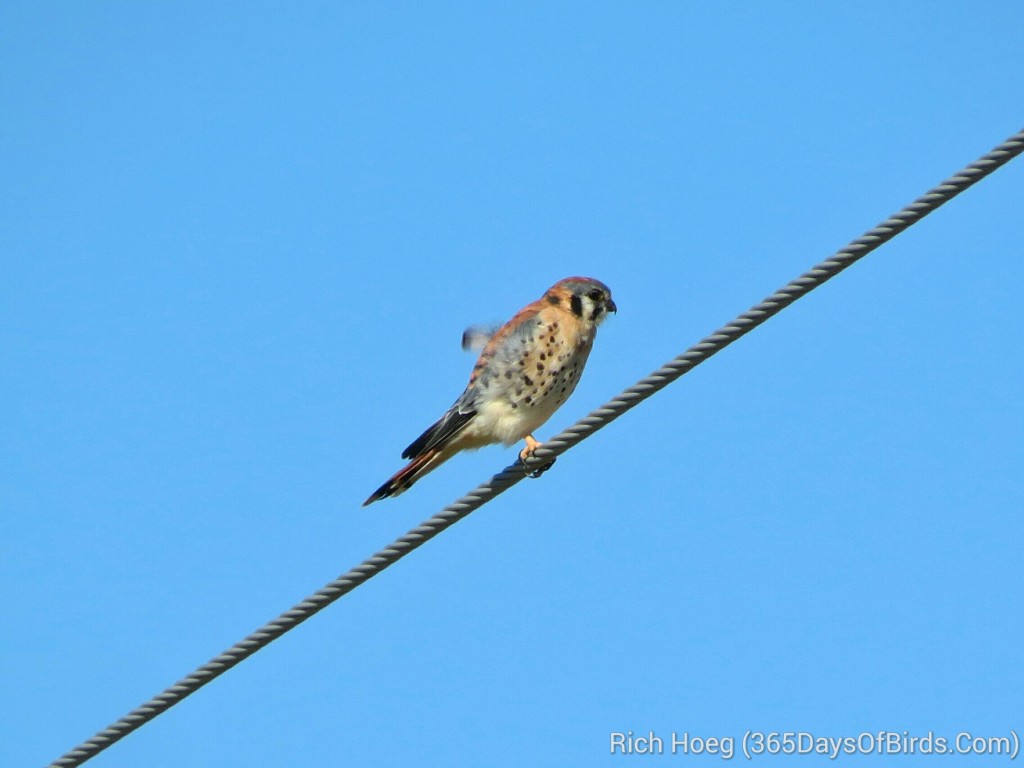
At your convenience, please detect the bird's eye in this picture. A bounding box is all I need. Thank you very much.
[587,289,603,301]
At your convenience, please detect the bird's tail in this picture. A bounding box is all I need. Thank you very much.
[363,448,446,506]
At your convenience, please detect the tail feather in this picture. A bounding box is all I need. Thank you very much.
[363,449,444,506]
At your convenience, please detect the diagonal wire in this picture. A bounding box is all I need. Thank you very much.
[48,127,1024,768]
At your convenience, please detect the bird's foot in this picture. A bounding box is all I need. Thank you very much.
[525,457,556,478]
[518,435,542,462]
[518,435,555,478]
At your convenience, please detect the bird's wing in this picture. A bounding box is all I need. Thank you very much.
[461,324,499,352]
[401,393,477,460]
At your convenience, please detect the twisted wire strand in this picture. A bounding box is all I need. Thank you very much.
[49,127,1024,768]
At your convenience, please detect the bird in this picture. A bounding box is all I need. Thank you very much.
[364,276,616,506]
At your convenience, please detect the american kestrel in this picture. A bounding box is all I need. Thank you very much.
[364,277,616,506]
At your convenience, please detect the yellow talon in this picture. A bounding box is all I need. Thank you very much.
[519,434,542,461]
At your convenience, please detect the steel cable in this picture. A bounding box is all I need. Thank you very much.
[48,127,1024,767]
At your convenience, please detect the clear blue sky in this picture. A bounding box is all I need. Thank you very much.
[3,3,1022,767]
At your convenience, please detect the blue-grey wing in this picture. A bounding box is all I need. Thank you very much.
[461,324,499,352]
[401,389,478,460]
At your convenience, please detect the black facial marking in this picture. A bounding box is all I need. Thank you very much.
[570,294,583,317]
[590,306,602,321]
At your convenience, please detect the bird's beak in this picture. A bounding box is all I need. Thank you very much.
[607,298,617,313]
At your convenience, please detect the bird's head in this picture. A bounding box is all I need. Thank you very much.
[544,277,617,325]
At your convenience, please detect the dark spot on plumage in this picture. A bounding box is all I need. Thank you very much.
[523,374,533,386]
[515,387,523,397]
[546,294,560,306]
[539,352,546,361]
[536,363,544,372]
[570,294,583,317]
[510,402,518,409]
[549,334,556,343]
[505,370,512,379]
[524,395,532,404]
